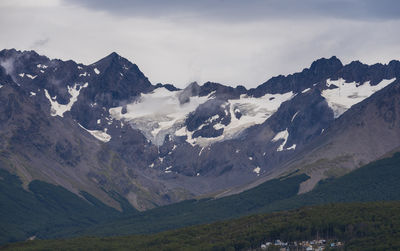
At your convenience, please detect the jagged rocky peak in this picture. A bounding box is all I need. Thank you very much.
[198,81,247,99]
[0,48,40,59]
[154,83,180,91]
[178,82,201,104]
[0,49,50,78]
[333,59,400,85]
[249,56,344,96]
[87,51,149,86]
[0,49,84,106]
[91,51,151,86]
[78,52,154,109]
[92,52,128,70]
[308,56,343,75]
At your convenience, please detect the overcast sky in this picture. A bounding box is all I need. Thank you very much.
[1,0,399,88]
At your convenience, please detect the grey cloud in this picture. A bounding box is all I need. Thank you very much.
[30,38,50,49]
[63,0,400,21]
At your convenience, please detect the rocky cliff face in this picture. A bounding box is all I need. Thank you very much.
[1,48,399,210]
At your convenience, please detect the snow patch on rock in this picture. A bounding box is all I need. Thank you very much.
[322,78,396,118]
[78,124,111,143]
[26,74,37,79]
[36,64,48,69]
[286,144,296,150]
[272,129,289,152]
[18,73,37,79]
[291,111,299,122]
[44,82,88,117]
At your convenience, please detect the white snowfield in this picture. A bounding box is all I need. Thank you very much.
[94,68,100,74]
[110,87,211,146]
[110,86,294,147]
[44,82,88,117]
[78,124,111,143]
[322,78,396,118]
[202,92,295,146]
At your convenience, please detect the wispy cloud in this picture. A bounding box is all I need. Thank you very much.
[30,37,50,49]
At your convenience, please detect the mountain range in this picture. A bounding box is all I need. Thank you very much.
[0,48,400,244]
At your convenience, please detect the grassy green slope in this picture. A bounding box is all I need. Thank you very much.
[4,201,400,251]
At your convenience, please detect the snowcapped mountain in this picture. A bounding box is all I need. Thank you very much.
[0,48,399,210]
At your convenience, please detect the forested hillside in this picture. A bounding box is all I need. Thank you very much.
[4,201,400,251]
